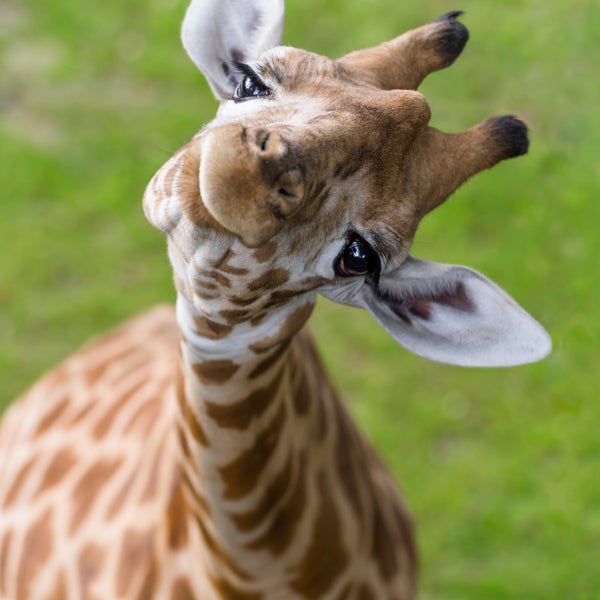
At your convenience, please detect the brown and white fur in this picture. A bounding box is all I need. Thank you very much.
[0,2,551,599]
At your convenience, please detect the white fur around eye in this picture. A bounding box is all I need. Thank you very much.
[217,97,272,121]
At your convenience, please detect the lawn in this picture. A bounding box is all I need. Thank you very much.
[1,0,599,597]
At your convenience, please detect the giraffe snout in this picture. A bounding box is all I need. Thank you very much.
[198,124,306,247]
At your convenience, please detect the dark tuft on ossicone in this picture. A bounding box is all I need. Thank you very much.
[433,11,469,67]
[435,10,466,22]
[488,115,530,159]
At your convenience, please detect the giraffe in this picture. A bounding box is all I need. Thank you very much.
[0,1,552,598]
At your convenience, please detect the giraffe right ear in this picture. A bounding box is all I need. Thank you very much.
[360,256,552,367]
[181,0,285,100]
[320,256,552,367]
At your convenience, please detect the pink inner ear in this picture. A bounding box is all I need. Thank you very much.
[388,282,475,323]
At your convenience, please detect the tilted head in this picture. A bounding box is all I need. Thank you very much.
[144,0,551,367]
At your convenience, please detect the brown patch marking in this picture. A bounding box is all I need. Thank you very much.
[34,396,70,436]
[176,372,208,446]
[194,289,219,301]
[176,421,193,464]
[193,514,252,582]
[16,507,53,600]
[218,308,253,323]
[261,295,304,312]
[247,343,289,379]
[195,268,232,288]
[84,346,133,386]
[229,450,293,533]
[3,455,36,508]
[291,364,310,416]
[192,359,240,384]
[259,279,325,312]
[193,316,233,340]
[136,551,158,600]
[290,473,349,597]
[104,467,137,522]
[336,412,366,521]
[0,529,13,595]
[170,577,195,600]
[122,388,167,438]
[246,268,289,293]
[245,455,306,556]
[210,248,236,269]
[78,543,106,600]
[92,377,148,439]
[38,447,77,492]
[252,240,277,263]
[220,263,250,276]
[249,303,314,353]
[139,431,168,502]
[229,294,262,307]
[47,569,68,600]
[296,332,339,434]
[181,468,211,516]
[68,402,95,427]
[205,369,283,430]
[166,478,189,550]
[115,528,155,597]
[249,312,268,327]
[70,458,123,534]
[219,401,287,500]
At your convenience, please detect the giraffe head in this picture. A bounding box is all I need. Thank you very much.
[144,0,551,367]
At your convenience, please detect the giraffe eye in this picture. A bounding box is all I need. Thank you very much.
[334,234,380,278]
[234,75,271,101]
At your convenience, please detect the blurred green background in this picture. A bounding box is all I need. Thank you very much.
[1,0,598,597]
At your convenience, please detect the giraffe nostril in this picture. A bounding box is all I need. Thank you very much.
[260,133,270,152]
[278,187,296,198]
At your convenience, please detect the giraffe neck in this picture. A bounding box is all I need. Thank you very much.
[175,293,330,594]
[174,293,416,598]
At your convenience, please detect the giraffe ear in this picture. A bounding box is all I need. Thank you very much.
[360,256,551,367]
[181,0,285,100]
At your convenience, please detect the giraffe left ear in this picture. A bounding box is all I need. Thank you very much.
[181,0,285,100]
[358,256,552,367]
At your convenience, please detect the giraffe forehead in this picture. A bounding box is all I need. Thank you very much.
[260,46,346,87]
[216,46,422,135]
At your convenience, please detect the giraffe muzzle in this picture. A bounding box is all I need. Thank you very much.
[198,124,306,247]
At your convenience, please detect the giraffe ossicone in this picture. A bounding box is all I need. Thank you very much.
[0,1,550,598]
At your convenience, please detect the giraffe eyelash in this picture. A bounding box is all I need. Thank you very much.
[232,61,263,81]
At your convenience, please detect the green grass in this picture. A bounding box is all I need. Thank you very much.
[1,0,599,597]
